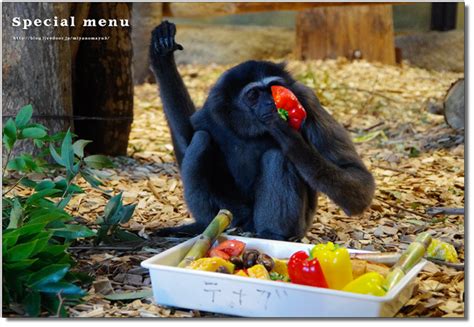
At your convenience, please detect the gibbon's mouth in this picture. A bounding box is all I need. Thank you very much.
[259,110,276,121]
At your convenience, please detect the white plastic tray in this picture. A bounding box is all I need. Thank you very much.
[141,234,425,317]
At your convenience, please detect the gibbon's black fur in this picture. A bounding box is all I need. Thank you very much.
[149,21,375,240]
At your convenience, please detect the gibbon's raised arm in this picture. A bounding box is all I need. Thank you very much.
[149,21,195,167]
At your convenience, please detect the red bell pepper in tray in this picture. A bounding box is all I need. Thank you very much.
[287,250,328,288]
[271,85,307,130]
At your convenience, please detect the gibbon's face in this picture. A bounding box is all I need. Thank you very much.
[240,76,287,122]
[208,61,296,138]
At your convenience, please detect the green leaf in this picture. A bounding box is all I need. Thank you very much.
[36,282,86,296]
[20,127,47,139]
[6,258,38,270]
[72,161,81,175]
[2,233,19,251]
[7,198,23,229]
[117,204,137,224]
[6,155,42,173]
[80,170,103,189]
[30,235,51,256]
[23,291,41,317]
[103,192,123,222]
[43,131,69,143]
[52,224,95,240]
[72,139,92,158]
[17,230,50,245]
[28,211,70,225]
[54,179,83,194]
[35,180,56,191]
[20,178,38,188]
[49,144,64,166]
[15,104,33,128]
[104,289,153,301]
[84,154,114,169]
[40,244,67,257]
[61,129,74,174]
[3,118,17,140]
[114,229,143,243]
[34,139,45,148]
[6,156,27,172]
[26,189,62,205]
[57,194,72,209]
[3,222,47,247]
[3,134,15,152]
[22,155,43,173]
[352,130,387,143]
[7,240,38,261]
[29,264,70,287]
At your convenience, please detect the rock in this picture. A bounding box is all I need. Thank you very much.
[444,79,465,130]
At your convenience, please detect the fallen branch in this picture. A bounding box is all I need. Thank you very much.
[333,85,404,103]
[426,207,464,216]
[363,121,385,132]
[147,178,162,201]
[69,244,144,251]
[376,197,430,219]
[429,258,464,270]
[372,164,416,176]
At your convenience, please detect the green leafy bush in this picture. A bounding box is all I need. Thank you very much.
[2,105,118,316]
[95,192,140,245]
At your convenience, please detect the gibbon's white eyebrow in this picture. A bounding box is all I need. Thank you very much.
[242,77,285,93]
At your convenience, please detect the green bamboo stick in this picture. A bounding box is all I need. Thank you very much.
[177,209,233,268]
[384,232,432,291]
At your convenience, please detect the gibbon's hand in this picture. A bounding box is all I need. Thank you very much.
[151,20,183,57]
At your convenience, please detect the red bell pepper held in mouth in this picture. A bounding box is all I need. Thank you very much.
[288,250,328,288]
[271,85,307,130]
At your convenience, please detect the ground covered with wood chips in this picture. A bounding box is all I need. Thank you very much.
[66,59,463,318]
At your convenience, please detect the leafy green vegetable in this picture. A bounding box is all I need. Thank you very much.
[269,271,290,282]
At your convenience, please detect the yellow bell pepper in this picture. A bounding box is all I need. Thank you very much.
[342,272,387,296]
[310,242,353,290]
[247,264,270,280]
[271,258,289,278]
[234,270,248,277]
[187,257,235,273]
[427,239,458,263]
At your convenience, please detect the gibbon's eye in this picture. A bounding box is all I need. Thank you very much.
[246,88,260,103]
[268,81,282,88]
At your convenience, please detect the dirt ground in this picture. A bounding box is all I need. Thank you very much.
[64,58,464,318]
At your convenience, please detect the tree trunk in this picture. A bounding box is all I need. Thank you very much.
[295,5,396,65]
[131,3,163,84]
[73,3,133,156]
[2,2,73,155]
